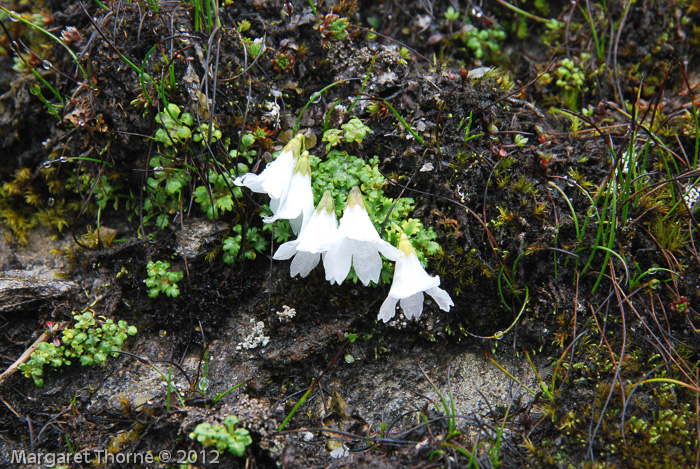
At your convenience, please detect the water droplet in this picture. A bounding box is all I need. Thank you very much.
[42,161,52,168]
[42,60,52,69]
[47,197,55,207]
[198,378,208,392]
[9,12,20,22]
[59,156,68,163]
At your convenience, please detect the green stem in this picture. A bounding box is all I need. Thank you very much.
[381,100,427,146]
[293,79,358,134]
[2,8,89,81]
[493,0,549,23]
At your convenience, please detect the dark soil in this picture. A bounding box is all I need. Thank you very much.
[1,0,700,468]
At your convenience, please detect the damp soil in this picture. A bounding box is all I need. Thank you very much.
[1,0,700,468]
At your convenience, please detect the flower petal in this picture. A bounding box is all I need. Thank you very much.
[426,287,454,312]
[400,292,425,320]
[295,208,338,254]
[324,239,353,284]
[336,204,382,242]
[378,295,399,322]
[273,240,299,260]
[290,251,321,277]
[288,214,304,235]
[263,172,314,234]
[377,240,402,262]
[234,149,295,199]
[351,243,383,286]
[388,254,440,299]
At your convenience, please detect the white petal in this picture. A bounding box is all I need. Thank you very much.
[427,287,454,311]
[290,252,321,277]
[263,172,314,231]
[337,204,382,242]
[378,295,399,322]
[295,208,338,254]
[234,149,295,199]
[273,240,299,260]
[377,240,402,262]
[233,172,262,191]
[324,239,353,285]
[388,254,440,299]
[400,292,425,320]
[288,214,304,235]
[351,243,383,286]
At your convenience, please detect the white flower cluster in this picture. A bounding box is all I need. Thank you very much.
[235,134,453,322]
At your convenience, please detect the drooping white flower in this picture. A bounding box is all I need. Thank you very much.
[263,150,314,234]
[323,186,401,286]
[234,133,304,200]
[273,191,338,277]
[378,233,453,323]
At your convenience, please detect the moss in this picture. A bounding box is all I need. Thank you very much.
[526,329,699,468]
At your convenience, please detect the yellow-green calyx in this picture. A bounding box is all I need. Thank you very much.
[317,190,335,214]
[294,151,310,175]
[346,186,366,210]
[398,232,417,257]
[284,133,305,157]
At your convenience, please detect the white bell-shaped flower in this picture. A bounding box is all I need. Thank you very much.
[262,150,314,234]
[273,191,338,277]
[324,186,401,286]
[378,233,453,322]
[234,133,304,201]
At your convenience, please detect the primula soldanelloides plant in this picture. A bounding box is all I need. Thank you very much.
[234,121,452,322]
[324,186,401,286]
[235,133,313,234]
[234,133,304,212]
[378,232,453,322]
[261,150,314,235]
[273,190,338,278]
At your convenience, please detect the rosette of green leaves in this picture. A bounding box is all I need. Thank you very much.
[145,260,183,298]
[154,103,222,147]
[155,104,195,147]
[341,118,371,143]
[143,154,191,229]
[19,312,137,387]
[310,151,441,283]
[18,342,68,387]
[63,312,138,366]
[193,170,242,220]
[190,415,252,457]
[222,225,268,263]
